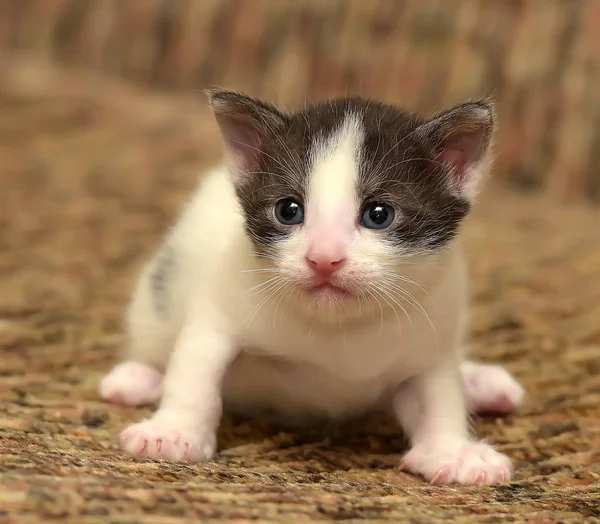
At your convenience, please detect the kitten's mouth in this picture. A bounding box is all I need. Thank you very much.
[306,282,350,298]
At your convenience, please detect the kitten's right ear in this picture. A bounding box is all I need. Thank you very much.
[206,89,287,181]
[416,99,496,202]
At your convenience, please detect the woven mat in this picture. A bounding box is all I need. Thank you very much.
[1,58,599,522]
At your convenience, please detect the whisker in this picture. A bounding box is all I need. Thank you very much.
[369,285,404,336]
[240,252,277,261]
[238,268,281,274]
[381,285,416,334]
[226,138,297,181]
[308,315,316,341]
[271,279,293,329]
[364,288,385,335]
[246,275,286,295]
[378,270,435,306]
[379,276,428,309]
[245,277,289,331]
[382,281,438,345]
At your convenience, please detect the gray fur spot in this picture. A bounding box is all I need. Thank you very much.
[150,244,175,315]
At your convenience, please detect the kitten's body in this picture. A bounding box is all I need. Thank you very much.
[102,92,524,485]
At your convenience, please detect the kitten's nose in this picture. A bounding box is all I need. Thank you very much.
[305,253,346,276]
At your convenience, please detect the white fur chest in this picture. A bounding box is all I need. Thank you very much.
[219,296,448,420]
[234,291,444,383]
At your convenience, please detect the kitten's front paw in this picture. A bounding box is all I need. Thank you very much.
[100,361,163,407]
[120,413,216,462]
[402,437,512,485]
[462,363,525,415]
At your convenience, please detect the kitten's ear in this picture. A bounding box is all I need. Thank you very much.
[206,89,287,181]
[417,99,496,201]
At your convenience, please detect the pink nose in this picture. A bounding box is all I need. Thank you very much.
[305,254,346,276]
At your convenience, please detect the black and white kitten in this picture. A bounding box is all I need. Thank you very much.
[100,90,524,485]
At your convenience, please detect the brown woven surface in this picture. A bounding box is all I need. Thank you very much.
[1,58,600,522]
[2,0,600,201]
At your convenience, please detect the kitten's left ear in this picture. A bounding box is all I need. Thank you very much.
[206,89,288,182]
[417,99,496,201]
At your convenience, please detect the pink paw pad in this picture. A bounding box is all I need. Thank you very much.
[99,361,164,407]
[462,363,525,415]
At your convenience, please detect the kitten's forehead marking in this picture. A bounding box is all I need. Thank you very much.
[306,113,363,229]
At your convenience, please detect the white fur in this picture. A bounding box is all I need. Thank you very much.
[307,113,362,225]
[101,116,523,484]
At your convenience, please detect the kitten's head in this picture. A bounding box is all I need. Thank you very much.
[207,89,495,318]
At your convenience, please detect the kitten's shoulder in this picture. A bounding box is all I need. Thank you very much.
[174,164,241,239]
[189,164,235,209]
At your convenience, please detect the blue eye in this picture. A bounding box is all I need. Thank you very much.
[274,198,304,225]
[361,203,395,229]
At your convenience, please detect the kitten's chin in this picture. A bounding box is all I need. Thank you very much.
[288,283,374,324]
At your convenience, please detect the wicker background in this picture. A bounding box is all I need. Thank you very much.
[1,0,600,201]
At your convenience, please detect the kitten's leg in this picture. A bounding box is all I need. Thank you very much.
[460,360,525,415]
[394,359,512,485]
[119,317,238,461]
[100,263,175,407]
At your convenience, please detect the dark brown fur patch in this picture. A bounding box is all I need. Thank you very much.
[208,91,494,253]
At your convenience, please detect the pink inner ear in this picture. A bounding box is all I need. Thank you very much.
[437,132,483,183]
[219,118,261,174]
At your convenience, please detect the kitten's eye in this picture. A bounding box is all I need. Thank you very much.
[274,198,304,225]
[361,203,395,230]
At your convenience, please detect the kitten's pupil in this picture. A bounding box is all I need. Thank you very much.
[280,201,299,221]
[369,206,388,224]
[275,198,304,225]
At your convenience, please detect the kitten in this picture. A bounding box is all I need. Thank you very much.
[100,90,525,485]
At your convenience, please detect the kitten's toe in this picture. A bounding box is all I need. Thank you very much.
[461,362,525,415]
[100,361,163,407]
[119,413,216,462]
[402,437,512,485]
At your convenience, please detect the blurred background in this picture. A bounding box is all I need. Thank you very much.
[1,0,600,200]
